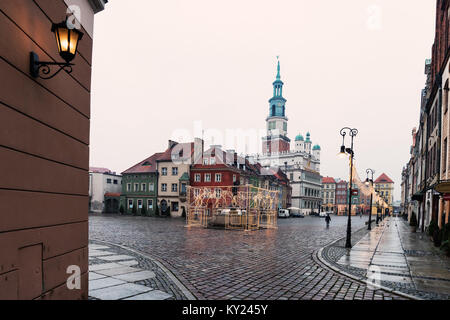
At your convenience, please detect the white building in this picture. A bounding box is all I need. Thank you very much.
[89,167,122,213]
[256,60,322,214]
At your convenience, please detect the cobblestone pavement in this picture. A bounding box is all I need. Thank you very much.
[89,214,407,300]
[320,217,450,300]
[88,240,191,300]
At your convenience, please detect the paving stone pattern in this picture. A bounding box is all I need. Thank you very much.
[90,214,406,300]
[321,217,450,300]
[88,241,188,300]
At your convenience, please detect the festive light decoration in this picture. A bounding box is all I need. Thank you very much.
[351,163,389,210]
[186,185,279,230]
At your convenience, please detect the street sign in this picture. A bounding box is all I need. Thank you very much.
[351,189,359,196]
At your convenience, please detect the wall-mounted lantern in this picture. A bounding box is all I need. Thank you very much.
[30,19,84,79]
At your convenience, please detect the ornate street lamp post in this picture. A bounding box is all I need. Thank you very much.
[365,168,375,230]
[338,127,358,248]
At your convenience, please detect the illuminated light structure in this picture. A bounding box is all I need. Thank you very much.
[351,166,390,213]
[186,185,279,231]
[335,167,390,216]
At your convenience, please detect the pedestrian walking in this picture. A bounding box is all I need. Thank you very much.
[325,213,331,228]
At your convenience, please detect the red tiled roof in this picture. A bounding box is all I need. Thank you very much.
[104,192,121,197]
[121,152,163,174]
[322,177,336,184]
[374,173,394,184]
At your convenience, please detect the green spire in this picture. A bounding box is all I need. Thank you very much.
[276,57,281,80]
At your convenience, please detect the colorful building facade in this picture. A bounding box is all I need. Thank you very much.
[374,173,394,212]
[120,152,161,216]
[322,177,336,212]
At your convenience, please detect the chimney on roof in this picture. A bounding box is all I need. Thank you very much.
[193,138,204,165]
[225,150,235,165]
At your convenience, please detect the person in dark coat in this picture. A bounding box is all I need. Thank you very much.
[325,213,331,228]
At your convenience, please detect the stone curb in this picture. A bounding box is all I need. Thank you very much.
[90,238,199,300]
[315,224,422,301]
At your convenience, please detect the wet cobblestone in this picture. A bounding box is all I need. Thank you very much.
[89,214,404,300]
[320,219,450,300]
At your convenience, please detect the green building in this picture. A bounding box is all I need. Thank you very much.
[120,152,162,215]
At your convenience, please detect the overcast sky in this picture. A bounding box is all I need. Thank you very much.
[90,0,436,201]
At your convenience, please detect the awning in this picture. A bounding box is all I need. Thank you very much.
[435,180,450,194]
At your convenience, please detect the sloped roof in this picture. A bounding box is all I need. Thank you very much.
[322,177,336,184]
[375,173,394,184]
[104,192,120,197]
[157,142,194,162]
[89,167,112,174]
[192,146,233,169]
[121,152,163,174]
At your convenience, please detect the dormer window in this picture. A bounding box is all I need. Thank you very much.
[203,158,209,165]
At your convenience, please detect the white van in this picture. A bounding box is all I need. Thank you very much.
[278,209,290,218]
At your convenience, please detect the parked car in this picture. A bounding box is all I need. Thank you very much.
[288,208,305,218]
[278,209,290,218]
[319,212,327,217]
[291,212,305,218]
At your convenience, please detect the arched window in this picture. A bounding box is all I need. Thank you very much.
[271,105,276,116]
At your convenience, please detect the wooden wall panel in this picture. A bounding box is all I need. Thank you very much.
[43,247,88,292]
[0,189,87,233]
[0,60,89,145]
[0,0,93,300]
[38,272,88,300]
[0,10,91,115]
[0,147,88,195]
[40,221,88,259]
[0,106,88,170]
[18,244,43,300]
[0,271,19,300]
[0,221,88,275]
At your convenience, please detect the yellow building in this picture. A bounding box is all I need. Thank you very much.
[374,173,394,212]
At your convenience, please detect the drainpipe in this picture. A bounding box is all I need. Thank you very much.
[437,76,443,228]
[422,120,428,233]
